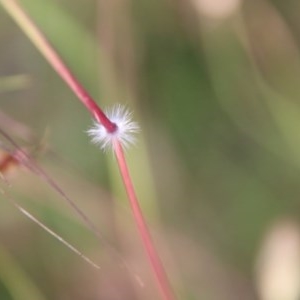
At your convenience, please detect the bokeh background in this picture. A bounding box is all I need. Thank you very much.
[1,0,300,299]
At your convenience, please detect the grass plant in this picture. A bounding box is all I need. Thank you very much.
[0,0,176,299]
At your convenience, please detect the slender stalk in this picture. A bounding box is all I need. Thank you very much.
[0,128,145,288]
[0,1,176,299]
[0,184,101,270]
[114,141,175,300]
[0,0,116,132]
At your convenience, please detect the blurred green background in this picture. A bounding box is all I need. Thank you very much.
[1,0,300,299]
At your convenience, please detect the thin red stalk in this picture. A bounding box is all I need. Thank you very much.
[0,0,116,133]
[0,128,145,287]
[1,1,176,298]
[114,141,175,300]
[0,128,103,242]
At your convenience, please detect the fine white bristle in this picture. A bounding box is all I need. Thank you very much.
[87,105,140,151]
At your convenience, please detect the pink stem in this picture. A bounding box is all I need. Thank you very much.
[1,1,176,298]
[114,140,175,300]
[0,0,116,133]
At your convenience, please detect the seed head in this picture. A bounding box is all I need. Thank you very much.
[87,105,139,151]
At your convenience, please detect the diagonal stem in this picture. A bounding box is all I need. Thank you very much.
[0,183,101,270]
[0,1,176,298]
[0,0,116,133]
[113,140,175,300]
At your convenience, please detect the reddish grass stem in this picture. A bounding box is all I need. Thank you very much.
[114,141,175,300]
[0,0,176,299]
[0,0,116,133]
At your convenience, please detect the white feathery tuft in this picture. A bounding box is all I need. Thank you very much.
[87,105,140,151]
